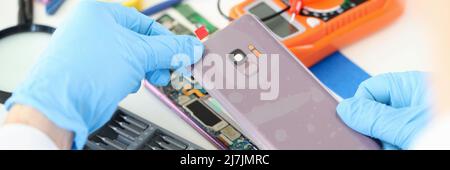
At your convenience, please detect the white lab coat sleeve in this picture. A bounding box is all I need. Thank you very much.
[411,114,450,150]
[0,124,58,150]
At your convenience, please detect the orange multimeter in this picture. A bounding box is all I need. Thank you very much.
[229,0,404,67]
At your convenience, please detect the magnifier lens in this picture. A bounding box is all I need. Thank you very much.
[0,32,51,93]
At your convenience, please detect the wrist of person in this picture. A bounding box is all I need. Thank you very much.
[3,104,73,149]
[4,79,92,149]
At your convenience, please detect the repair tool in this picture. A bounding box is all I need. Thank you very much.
[147,144,162,150]
[109,125,138,141]
[98,136,127,150]
[85,108,203,150]
[86,141,110,150]
[45,0,65,15]
[0,0,55,104]
[289,0,303,22]
[120,115,148,130]
[116,135,134,145]
[142,0,183,16]
[161,135,187,149]
[228,0,403,67]
[115,121,143,135]
[122,0,143,11]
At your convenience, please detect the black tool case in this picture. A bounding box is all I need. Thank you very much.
[84,108,203,150]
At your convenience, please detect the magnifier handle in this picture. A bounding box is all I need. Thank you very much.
[19,0,34,25]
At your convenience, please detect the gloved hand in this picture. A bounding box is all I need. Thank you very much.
[337,71,432,149]
[5,1,203,149]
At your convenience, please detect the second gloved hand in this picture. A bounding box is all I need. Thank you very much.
[337,71,432,149]
[5,1,203,149]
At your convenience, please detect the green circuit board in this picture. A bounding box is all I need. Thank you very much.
[159,73,257,150]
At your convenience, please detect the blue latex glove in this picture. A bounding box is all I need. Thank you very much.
[337,71,431,149]
[5,1,203,149]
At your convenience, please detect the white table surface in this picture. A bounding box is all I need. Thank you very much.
[0,0,433,150]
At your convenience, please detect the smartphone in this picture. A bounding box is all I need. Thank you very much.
[191,14,380,150]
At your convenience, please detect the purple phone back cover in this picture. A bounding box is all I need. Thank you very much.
[192,15,380,150]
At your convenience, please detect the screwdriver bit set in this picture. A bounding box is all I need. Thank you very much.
[84,108,203,150]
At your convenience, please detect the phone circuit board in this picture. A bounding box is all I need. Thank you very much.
[159,72,258,150]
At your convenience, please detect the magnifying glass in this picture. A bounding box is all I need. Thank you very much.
[0,0,55,104]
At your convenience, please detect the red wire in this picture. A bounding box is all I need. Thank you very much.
[289,0,304,14]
